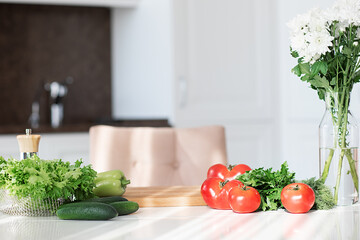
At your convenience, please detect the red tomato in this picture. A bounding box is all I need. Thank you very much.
[207,164,229,179]
[207,164,251,181]
[281,183,315,214]
[201,178,244,210]
[227,164,252,180]
[228,185,261,213]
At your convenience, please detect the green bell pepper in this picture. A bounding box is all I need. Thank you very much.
[93,170,131,197]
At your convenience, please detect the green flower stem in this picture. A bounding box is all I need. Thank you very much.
[331,91,358,205]
[334,149,346,204]
[320,148,334,183]
[320,94,339,184]
[345,149,359,192]
[333,93,346,205]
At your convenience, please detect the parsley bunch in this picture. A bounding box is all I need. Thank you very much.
[0,155,97,201]
[236,162,295,211]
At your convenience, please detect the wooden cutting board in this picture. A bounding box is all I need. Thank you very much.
[123,186,206,207]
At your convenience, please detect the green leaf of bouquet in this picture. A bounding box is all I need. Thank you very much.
[301,74,310,82]
[317,89,325,101]
[291,50,299,58]
[330,77,336,86]
[343,46,352,56]
[311,61,322,76]
[319,62,328,75]
[353,71,360,83]
[309,81,322,89]
[299,63,311,75]
[292,65,301,77]
[311,75,331,91]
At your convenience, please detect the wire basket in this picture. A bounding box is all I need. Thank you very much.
[0,189,66,216]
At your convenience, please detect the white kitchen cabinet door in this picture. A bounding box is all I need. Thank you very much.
[172,0,281,169]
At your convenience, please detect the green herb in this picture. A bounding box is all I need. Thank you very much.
[300,177,335,210]
[236,162,295,211]
[0,155,97,201]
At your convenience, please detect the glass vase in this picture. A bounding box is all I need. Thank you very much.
[319,91,359,206]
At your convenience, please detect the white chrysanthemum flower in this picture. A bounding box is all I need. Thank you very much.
[288,12,310,57]
[290,32,307,51]
[300,49,313,63]
[299,48,321,64]
[338,22,349,32]
[287,11,310,35]
[288,8,332,63]
[307,31,334,55]
[327,0,360,26]
[308,8,328,32]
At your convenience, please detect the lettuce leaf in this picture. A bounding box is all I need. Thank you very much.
[0,155,97,201]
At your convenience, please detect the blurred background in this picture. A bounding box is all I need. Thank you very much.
[0,0,359,181]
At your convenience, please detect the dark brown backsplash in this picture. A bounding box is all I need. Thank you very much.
[0,4,111,127]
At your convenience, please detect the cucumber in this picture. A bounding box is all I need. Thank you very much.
[109,201,139,216]
[56,202,118,220]
[83,196,128,204]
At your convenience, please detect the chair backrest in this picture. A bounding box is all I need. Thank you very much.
[89,125,227,186]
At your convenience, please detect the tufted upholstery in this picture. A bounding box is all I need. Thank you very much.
[89,125,227,186]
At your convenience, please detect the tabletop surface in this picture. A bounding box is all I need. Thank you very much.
[0,204,359,240]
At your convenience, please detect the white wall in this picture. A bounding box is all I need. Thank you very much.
[111,0,174,121]
[110,0,360,179]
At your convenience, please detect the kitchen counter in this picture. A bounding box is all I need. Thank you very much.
[0,204,358,240]
[0,123,94,134]
[0,119,171,134]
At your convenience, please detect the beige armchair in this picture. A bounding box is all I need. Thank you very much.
[89,125,227,186]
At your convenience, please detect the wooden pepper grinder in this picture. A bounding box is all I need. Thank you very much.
[17,129,41,160]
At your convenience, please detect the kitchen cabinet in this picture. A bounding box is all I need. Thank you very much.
[0,0,139,7]
[0,4,112,129]
[0,133,90,165]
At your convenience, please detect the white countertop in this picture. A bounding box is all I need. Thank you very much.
[0,204,359,240]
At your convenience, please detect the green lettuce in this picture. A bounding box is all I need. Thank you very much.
[0,155,97,201]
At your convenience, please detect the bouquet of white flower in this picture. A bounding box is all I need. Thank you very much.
[288,0,360,205]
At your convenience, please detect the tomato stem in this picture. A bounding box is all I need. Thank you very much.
[228,165,235,171]
[219,180,229,189]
